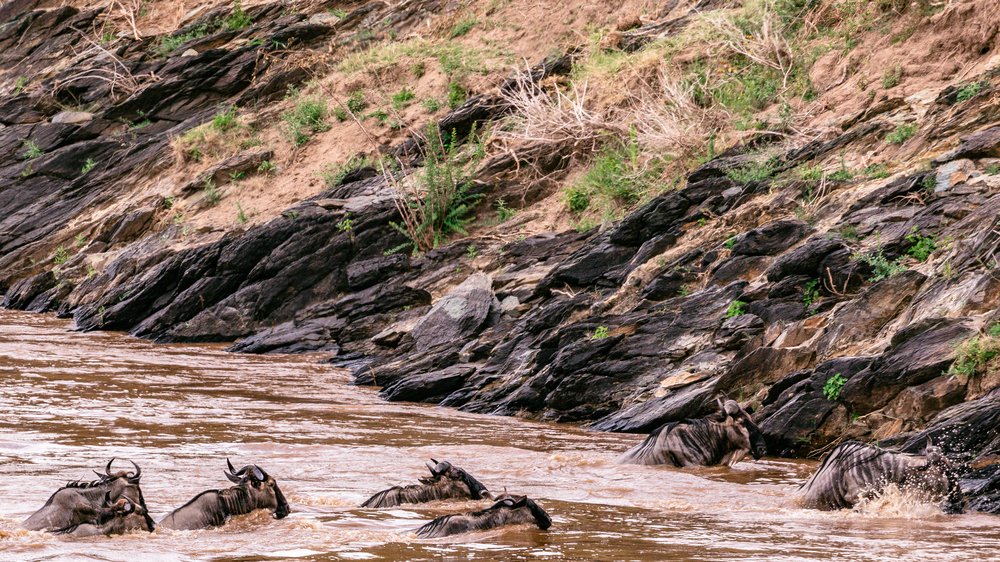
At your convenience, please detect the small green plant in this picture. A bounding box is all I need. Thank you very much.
[466,244,478,259]
[212,106,239,132]
[73,234,86,248]
[367,108,390,125]
[392,87,416,109]
[21,139,42,160]
[677,284,692,297]
[389,124,483,252]
[948,335,1000,377]
[724,236,737,250]
[257,160,276,175]
[236,202,248,224]
[823,373,847,401]
[955,81,984,103]
[446,81,467,109]
[886,124,916,145]
[696,217,708,227]
[828,160,854,182]
[81,158,97,175]
[282,92,329,146]
[322,155,371,187]
[329,8,348,18]
[864,163,890,179]
[591,325,610,340]
[725,300,747,318]
[882,64,903,89]
[565,186,590,213]
[422,97,442,113]
[495,198,515,222]
[905,227,937,262]
[987,323,1000,338]
[797,165,824,182]
[52,246,70,265]
[336,214,353,236]
[156,21,214,57]
[726,158,777,184]
[853,247,907,282]
[163,196,175,209]
[802,279,821,310]
[333,107,349,121]
[346,90,368,113]
[13,75,28,95]
[229,171,246,182]
[203,179,221,206]
[449,17,477,38]
[223,1,253,31]
[986,163,1000,175]
[86,264,97,279]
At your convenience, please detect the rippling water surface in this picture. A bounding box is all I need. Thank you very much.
[0,310,997,561]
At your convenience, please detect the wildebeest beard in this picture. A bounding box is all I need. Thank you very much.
[22,459,147,532]
[361,459,491,508]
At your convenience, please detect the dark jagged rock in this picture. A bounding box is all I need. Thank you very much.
[731,219,813,256]
[765,236,846,282]
[841,318,974,414]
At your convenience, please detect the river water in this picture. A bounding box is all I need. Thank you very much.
[0,310,997,561]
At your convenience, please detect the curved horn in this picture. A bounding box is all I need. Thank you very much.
[128,460,141,482]
[225,470,243,484]
[716,397,725,412]
[105,458,116,476]
[227,458,237,474]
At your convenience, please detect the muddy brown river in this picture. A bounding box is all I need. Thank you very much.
[0,310,998,561]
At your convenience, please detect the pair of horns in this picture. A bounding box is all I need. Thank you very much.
[716,397,740,416]
[225,458,265,484]
[95,458,141,483]
[425,458,451,476]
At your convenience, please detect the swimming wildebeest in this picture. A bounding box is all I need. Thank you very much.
[620,398,767,466]
[23,459,149,532]
[159,460,290,530]
[414,494,552,538]
[53,493,155,537]
[798,440,963,512]
[361,459,491,508]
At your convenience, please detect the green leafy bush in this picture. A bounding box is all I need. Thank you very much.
[725,300,747,318]
[450,18,477,38]
[948,335,1000,377]
[886,123,916,145]
[592,325,610,340]
[852,247,906,282]
[905,227,936,262]
[823,373,847,401]
[282,93,330,146]
[726,158,777,184]
[955,81,984,102]
[390,125,483,251]
[223,1,253,31]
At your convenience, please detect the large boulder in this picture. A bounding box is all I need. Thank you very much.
[731,219,813,256]
[411,273,498,352]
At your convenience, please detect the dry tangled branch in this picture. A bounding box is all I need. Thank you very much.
[110,0,143,40]
[706,2,795,90]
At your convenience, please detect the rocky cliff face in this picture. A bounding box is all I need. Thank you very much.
[2,0,1000,511]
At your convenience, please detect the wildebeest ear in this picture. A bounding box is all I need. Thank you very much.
[723,400,740,417]
[104,491,112,505]
[511,495,528,508]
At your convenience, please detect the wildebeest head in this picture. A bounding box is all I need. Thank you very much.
[912,438,964,513]
[54,492,154,537]
[224,459,290,519]
[716,398,767,460]
[491,494,552,530]
[419,459,491,500]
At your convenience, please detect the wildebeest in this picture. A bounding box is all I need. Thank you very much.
[361,459,491,508]
[414,494,552,538]
[53,493,154,537]
[798,440,963,512]
[23,459,149,532]
[620,398,767,466]
[158,459,290,530]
